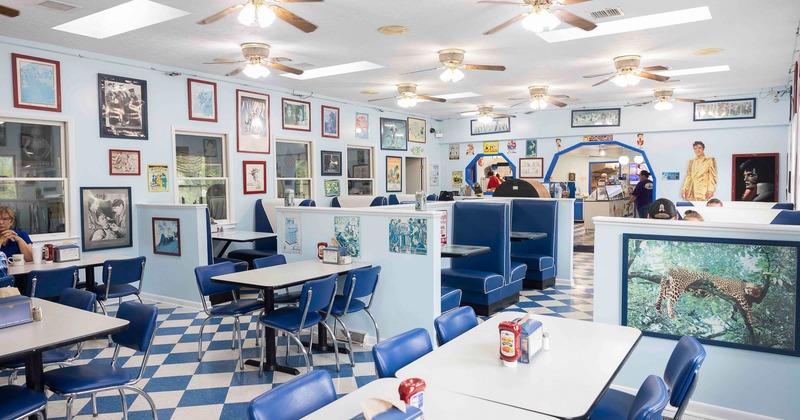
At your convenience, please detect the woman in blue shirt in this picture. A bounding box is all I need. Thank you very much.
[0,206,33,261]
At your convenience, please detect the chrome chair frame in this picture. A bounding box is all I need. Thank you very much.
[95,258,146,316]
[329,272,380,367]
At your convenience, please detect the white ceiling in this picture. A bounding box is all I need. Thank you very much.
[1,0,799,118]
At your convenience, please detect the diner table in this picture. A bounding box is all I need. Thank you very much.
[7,252,123,290]
[301,377,558,419]
[211,230,278,258]
[510,231,547,242]
[396,311,642,419]
[440,244,491,258]
[211,259,372,375]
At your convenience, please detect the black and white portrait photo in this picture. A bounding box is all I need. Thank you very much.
[98,74,148,139]
[80,187,132,251]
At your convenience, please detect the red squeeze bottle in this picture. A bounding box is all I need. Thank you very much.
[499,320,521,367]
[398,377,426,410]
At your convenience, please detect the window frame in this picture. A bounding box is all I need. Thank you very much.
[346,144,374,196]
[172,128,232,223]
[274,137,314,199]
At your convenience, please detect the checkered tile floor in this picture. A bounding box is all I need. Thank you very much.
[4,250,595,419]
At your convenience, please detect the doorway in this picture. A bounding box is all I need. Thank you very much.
[405,157,426,194]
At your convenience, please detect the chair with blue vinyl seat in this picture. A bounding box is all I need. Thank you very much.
[372,328,433,378]
[252,254,301,305]
[194,262,264,370]
[433,306,478,346]
[590,336,706,420]
[0,385,47,420]
[510,199,556,290]
[89,256,146,315]
[590,375,669,420]
[257,274,340,374]
[0,274,14,288]
[226,201,278,267]
[25,265,79,299]
[440,287,462,313]
[248,370,336,420]
[43,301,159,420]
[298,199,316,206]
[322,266,381,366]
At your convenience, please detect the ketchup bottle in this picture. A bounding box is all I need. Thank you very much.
[398,377,426,410]
[499,320,521,367]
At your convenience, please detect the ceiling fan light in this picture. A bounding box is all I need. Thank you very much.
[243,63,270,78]
[619,155,630,165]
[599,148,606,157]
[477,114,493,124]
[654,100,673,111]
[612,76,628,87]
[397,96,417,108]
[627,74,640,86]
[255,5,276,28]
[634,155,644,164]
[521,10,560,33]
[237,3,257,26]
[440,67,464,83]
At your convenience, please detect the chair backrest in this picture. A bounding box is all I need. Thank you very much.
[451,202,510,280]
[299,199,316,207]
[0,274,14,288]
[248,370,336,420]
[26,265,78,298]
[434,306,478,346]
[112,301,159,353]
[663,336,706,410]
[675,201,694,207]
[298,274,337,315]
[511,199,558,261]
[252,254,287,269]
[388,194,400,205]
[102,256,146,287]
[331,197,341,207]
[341,266,381,306]
[627,375,669,420]
[372,328,433,378]
[194,262,238,298]
[370,196,388,206]
[59,288,97,311]
[771,210,800,225]
[426,194,437,202]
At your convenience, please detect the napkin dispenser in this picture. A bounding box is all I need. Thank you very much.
[54,244,80,262]
[0,295,33,329]
[322,247,340,264]
[515,316,543,364]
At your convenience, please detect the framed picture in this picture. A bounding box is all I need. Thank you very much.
[470,117,511,135]
[321,105,340,138]
[380,118,408,151]
[12,53,61,112]
[407,117,426,143]
[109,149,140,176]
[449,144,460,160]
[243,160,267,194]
[20,124,53,168]
[731,153,778,202]
[353,164,370,179]
[321,150,342,176]
[79,187,132,252]
[324,179,341,197]
[237,89,270,154]
[282,98,311,131]
[694,98,756,121]
[430,164,439,186]
[623,234,800,357]
[0,156,16,199]
[187,78,217,122]
[519,157,544,179]
[152,217,181,256]
[571,108,620,127]
[483,141,499,154]
[386,156,402,192]
[98,73,148,139]
[355,112,369,139]
[203,138,219,158]
[526,140,537,157]
[147,164,169,192]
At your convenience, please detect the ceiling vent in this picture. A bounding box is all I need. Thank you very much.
[590,7,624,20]
[38,0,79,12]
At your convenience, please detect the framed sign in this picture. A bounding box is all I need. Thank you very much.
[109,149,140,176]
[380,118,407,151]
[571,108,620,127]
[386,156,402,192]
[322,105,340,138]
[147,164,169,192]
[187,78,217,122]
[324,179,341,197]
[80,187,132,252]
[243,161,267,194]
[236,89,270,154]
[152,217,181,256]
[282,98,311,131]
[98,73,148,139]
[519,157,544,179]
[731,153,778,202]
[470,117,510,135]
[407,117,426,143]
[694,98,756,121]
[321,150,342,176]
[12,53,61,112]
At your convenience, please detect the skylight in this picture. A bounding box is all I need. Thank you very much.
[53,0,189,39]
[656,65,731,77]
[279,61,384,80]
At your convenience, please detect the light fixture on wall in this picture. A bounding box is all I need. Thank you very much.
[634,155,644,164]
[237,0,277,28]
[618,155,630,164]
[599,147,606,157]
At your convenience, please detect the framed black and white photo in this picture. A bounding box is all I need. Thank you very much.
[380,118,407,151]
[236,89,270,154]
[98,73,148,139]
[519,157,544,179]
[694,98,756,121]
[109,149,140,176]
[152,217,181,256]
[321,150,342,176]
[321,105,339,138]
[282,98,311,131]
[571,108,620,127]
[243,160,266,194]
[80,187,132,251]
[470,117,511,136]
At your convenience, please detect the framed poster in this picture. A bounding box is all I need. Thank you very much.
[321,150,342,176]
[80,187,132,252]
[98,73,148,139]
[380,118,407,151]
[109,149,140,176]
[623,234,800,357]
[483,141,499,154]
[694,98,756,121]
[322,105,340,138]
[355,112,369,139]
[282,98,311,131]
[236,89,270,154]
[147,164,169,192]
[430,164,439,186]
[520,157,544,179]
[12,53,61,112]
[731,153,778,202]
[243,160,267,194]
[571,108,620,127]
[526,139,537,157]
[449,144,460,160]
[20,124,53,169]
[324,179,341,197]
[470,117,510,135]
[353,164,370,179]
[187,78,217,122]
[407,117,426,143]
[152,217,181,256]
[386,156,402,192]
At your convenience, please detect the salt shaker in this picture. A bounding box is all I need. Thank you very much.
[415,191,427,211]
[32,306,43,322]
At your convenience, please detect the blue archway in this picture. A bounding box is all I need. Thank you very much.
[464,152,517,194]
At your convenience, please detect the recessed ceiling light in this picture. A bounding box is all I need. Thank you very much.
[694,48,724,56]
[279,61,384,80]
[360,90,379,95]
[537,6,712,43]
[435,92,482,100]
[52,0,188,39]
[656,65,730,77]
[377,25,409,35]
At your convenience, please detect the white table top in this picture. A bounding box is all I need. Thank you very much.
[0,298,129,359]
[8,252,121,276]
[396,311,642,419]
[211,230,278,242]
[302,378,557,420]
[211,259,372,290]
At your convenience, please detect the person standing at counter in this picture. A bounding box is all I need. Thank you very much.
[627,170,653,218]
[682,141,717,201]
[486,170,504,191]
[0,206,33,262]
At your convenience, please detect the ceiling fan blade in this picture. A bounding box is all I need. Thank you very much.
[266,61,304,75]
[464,64,506,71]
[592,75,617,87]
[640,65,669,71]
[272,6,318,33]
[226,65,248,77]
[583,71,615,79]
[368,96,398,103]
[545,97,567,108]
[552,9,597,31]
[483,13,528,35]
[460,111,480,116]
[417,95,446,103]
[637,71,670,82]
[494,113,517,118]
[477,1,526,5]
[205,58,244,64]
[277,0,323,2]
[0,5,20,17]
[197,4,243,25]
[509,99,529,108]
[625,100,654,107]
[560,0,592,4]
[550,94,569,98]
[399,67,441,75]
[674,98,705,103]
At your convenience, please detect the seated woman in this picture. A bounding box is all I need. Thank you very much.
[0,206,33,261]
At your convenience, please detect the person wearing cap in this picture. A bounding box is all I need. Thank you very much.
[648,198,679,220]
[682,141,717,201]
[627,169,653,218]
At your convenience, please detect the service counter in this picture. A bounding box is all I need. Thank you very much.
[583,197,631,229]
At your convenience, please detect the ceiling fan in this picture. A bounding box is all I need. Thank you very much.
[402,49,505,83]
[368,84,446,108]
[204,43,303,79]
[626,88,705,111]
[197,0,321,33]
[509,86,569,109]
[0,4,20,17]
[583,55,670,87]
[480,0,596,35]
[461,105,517,123]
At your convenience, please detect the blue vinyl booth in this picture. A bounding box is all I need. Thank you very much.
[441,201,523,316]
[331,196,388,207]
[510,199,558,289]
[226,199,279,267]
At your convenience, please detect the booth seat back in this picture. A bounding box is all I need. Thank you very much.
[451,202,510,280]
[773,202,794,210]
[332,196,388,207]
[388,194,416,205]
[771,210,800,225]
[253,199,280,251]
[510,200,557,275]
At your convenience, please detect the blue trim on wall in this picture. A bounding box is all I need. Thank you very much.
[463,152,517,192]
